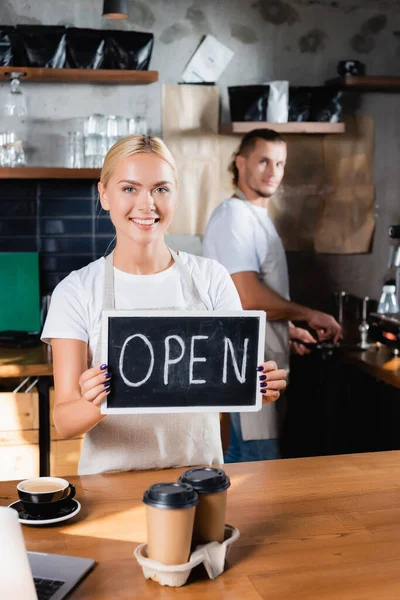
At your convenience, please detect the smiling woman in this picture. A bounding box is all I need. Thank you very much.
[40,134,287,476]
[98,135,179,262]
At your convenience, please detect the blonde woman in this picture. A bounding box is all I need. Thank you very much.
[41,135,287,475]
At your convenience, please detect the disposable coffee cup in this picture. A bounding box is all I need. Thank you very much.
[178,467,231,544]
[17,477,76,517]
[142,482,198,565]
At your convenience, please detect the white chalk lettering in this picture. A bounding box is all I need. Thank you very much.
[189,335,208,384]
[119,334,154,387]
[164,335,185,385]
[222,337,249,384]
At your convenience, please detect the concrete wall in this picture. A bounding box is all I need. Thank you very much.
[0,0,399,312]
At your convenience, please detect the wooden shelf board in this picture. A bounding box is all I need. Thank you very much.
[0,66,158,84]
[0,167,100,179]
[220,122,345,134]
[326,76,400,91]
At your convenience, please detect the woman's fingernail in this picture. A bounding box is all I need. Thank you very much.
[260,389,265,394]
[259,375,267,381]
[104,372,112,379]
[100,364,107,371]
[106,389,111,394]
[104,382,111,388]
[256,366,264,372]
[261,381,268,387]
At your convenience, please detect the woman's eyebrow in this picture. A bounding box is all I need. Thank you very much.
[153,180,173,186]
[116,179,173,186]
[117,179,142,185]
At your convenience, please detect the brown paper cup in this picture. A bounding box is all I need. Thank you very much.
[143,482,198,566]
[146,504,196,565]
[194,489,227,544]
[178,467,231,544]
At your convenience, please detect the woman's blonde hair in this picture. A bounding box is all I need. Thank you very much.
[100,134,178,187]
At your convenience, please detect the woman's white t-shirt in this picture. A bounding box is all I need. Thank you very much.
[42,251,242,363]
[41,251,242,475]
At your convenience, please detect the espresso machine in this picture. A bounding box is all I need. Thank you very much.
[369,225,400,353]
[389,225,400,306]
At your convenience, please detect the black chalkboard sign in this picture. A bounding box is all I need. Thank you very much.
[101,310,265,414]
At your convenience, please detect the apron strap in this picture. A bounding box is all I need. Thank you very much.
[104,251,115,311]
[234,187,247,202]
[168,248,206,310]
[93,252,114,366]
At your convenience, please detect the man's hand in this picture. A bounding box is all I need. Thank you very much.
[307,310,342,343]
[289,324,317,355]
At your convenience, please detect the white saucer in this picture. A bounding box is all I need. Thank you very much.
[8,499,81,526]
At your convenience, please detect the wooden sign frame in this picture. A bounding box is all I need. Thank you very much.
[100,310,265,415]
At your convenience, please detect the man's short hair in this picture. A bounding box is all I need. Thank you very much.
[229,128,286,187]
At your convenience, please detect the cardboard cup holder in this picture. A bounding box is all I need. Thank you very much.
[134,524,240,587]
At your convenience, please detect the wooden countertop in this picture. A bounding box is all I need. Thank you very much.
[0,344,53,378]
[344,345,400,389]
[3,452,400,599]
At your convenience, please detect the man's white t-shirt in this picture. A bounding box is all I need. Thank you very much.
[42,251,242,365]
[203,196,290,442]
[203,196,271,279]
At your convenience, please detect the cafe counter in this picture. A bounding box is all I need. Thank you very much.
[343,345,400,389]
[2,451,400,599]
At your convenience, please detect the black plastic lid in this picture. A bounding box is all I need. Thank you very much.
[142,482,198,510]
[178,468,231,495]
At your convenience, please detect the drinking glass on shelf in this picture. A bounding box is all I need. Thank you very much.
[4,74,28,119]
[3,133,16,167]
[106,115,128,138]
[116,116,128,137]
[0,134,6,167]
[84,134,100,157]
[106,115,118,138]
[85,114,106,136]
[13,140,26,166]
[84,133,105,168]
[85,154,103,168]
[128,116,148,135]
[0,133,26,167]
[106,135,119,152]
[67,132,84,168]
[93,155,104,168]
[84,155,94,168]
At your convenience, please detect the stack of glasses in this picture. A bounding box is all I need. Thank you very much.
[0,133,26,167]
[67,114,148,169]
[1,75,28,167]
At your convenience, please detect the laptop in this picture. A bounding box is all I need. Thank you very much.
[0,506,95,600]
[28,552,95,600]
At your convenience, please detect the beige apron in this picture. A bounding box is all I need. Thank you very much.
[78,248,223,475]
[235,189,290,441]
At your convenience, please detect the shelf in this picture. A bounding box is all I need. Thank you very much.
[326,76,400,91]
[0,167,101,179]
[220,122,345,134]
[0,66,158,84]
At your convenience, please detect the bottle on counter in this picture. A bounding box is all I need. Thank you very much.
[377,284,400,314]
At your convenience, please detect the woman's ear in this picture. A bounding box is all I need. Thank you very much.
[98,182,110,211]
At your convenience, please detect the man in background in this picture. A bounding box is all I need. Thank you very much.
[203,128,342,462]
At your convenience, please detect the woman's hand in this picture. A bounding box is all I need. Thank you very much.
[257,361,287,405]
[79,364,112,407]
